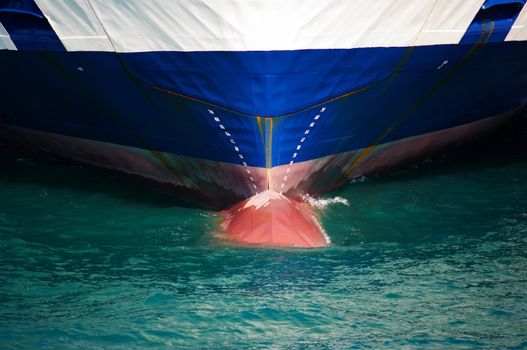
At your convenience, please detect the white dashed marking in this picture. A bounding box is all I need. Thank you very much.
[279,107,327,193]
[208,108,257,193]
[437,60,448,70]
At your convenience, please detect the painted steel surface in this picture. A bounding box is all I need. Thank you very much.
[221,190,330,248]
[33,0,485,52]
[1,41,527,167]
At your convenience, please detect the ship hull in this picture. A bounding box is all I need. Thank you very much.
[2,43,527,209]
[2,0,527,246]
[0,108,517,209]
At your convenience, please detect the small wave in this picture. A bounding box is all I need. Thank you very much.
[302,194,350,209]
[350,176,368,184]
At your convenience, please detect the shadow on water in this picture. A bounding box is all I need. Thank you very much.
[0,145,186,209]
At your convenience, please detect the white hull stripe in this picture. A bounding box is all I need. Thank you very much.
[507,2,527,41]
[0,21,16,50]
[34,0,113,52]
[29,0,486,53]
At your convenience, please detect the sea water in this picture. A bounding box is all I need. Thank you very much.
[0,121,526,349]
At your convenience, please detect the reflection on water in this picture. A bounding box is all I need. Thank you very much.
[0,118,527,348]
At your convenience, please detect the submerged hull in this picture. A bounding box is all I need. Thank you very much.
[1,0,527,246]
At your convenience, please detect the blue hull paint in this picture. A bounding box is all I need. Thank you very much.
[1,41,527,169]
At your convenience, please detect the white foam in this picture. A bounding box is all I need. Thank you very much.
[350,176,368,184]
[302,194,349,209]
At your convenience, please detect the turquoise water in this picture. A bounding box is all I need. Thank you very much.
[1,123,527,349]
